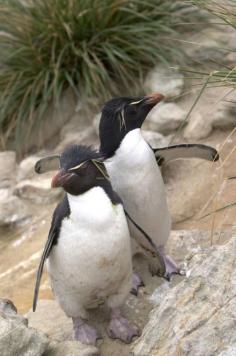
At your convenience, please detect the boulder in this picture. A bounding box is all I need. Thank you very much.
[0,298,48,356]
[147,102,186,135]
[17,155,42,181]
[23,89,77,152]
[45,341,99,356]
[163,159,219,223]
[184,28,227,62]
[56,126,95,152]
[0,151,17,188]
[212,102,236,129]
[144,65,184,99]
[142,130,170,148]
[14,177,63,204]
[225,52,236,66]
[133,236,236,356]
[27,300,73,342]
[57,109,97,151]
[184,112,213,140]
[27,300,100,355]
[0,189,30,226]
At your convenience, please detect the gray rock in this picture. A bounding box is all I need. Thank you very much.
[0,190,30,226]
[17,155,42,181]
[144,65,184,99]
[133,236,236,356]
[27,301,99,355]
[163,159,219,223]
[56,127,96,152]
[0,151,17,188]
[184,112,213,140]
[142,130,170,148]
[184,28,227,62]
[147,102,186,135]
[0,298,48,356]
[225,52,236,66]
[27,300,72,342]
[212,102,236,129]
[24,89,77,152]
[45,341,99,356]
[14,177,63,204]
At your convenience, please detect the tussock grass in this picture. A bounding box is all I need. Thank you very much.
[0,0,195,150]
[186,0,236,91]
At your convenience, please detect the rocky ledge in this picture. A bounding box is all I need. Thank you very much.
[133,236,236,356]
[1,230,235,356]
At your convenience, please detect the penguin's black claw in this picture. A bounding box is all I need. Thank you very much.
[131,288,138,296]
[164,268,185,282]
[164,274,171,282]
[163,255,181,280]
[130,272,145,296]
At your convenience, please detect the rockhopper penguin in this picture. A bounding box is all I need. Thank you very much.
[99,93,218,280]
[33,145,139,345]
[34,95,219,288]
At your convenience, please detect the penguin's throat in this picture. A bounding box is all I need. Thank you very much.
[107,128,151,169]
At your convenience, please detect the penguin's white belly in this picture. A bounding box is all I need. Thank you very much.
[47,187,132,317]
[105,129,171,251]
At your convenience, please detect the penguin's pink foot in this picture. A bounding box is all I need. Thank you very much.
[130,272,145,296]
[107,308,140,343]
[73,317,100,345]
[156,246,185,281]
[163,255,182,281]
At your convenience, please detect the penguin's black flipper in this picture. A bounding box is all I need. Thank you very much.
[33,196,70,312]
[35,154,60,174]
[112,190,166,277]
[153,144,219,166]
[33,229,56,312]
[124,210,166,277]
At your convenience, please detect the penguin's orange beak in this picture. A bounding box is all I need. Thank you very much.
[51,170,74,188]
[145,92,165,105]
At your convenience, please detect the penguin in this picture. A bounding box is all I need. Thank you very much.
[98,93,219,282]
[33,95,219,286]
[33,144,140,345]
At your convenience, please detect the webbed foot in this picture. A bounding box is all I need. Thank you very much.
[73,317,100,345]
[107,308,140,343]
[158,246,184,281]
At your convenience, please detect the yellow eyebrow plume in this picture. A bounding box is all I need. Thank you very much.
[68,161,87,171]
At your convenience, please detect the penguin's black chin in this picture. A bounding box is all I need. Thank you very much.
[51,171,75,188]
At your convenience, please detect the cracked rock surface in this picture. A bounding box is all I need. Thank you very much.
[133,237,236,356]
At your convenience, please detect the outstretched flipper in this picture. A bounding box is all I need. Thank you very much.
[35,154,60,174]
[154,143,219,166]
[33,196,70,311]
[34,143,219,175]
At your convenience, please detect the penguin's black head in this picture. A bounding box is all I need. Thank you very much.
[99,92,164,158]
[51,145,106,196]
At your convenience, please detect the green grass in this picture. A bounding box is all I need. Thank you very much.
[0,0,198,151]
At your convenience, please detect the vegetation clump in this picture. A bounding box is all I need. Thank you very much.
[0,0,195,149]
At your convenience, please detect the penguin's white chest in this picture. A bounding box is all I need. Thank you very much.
[47,187,132,317]
[105,129,171,248]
